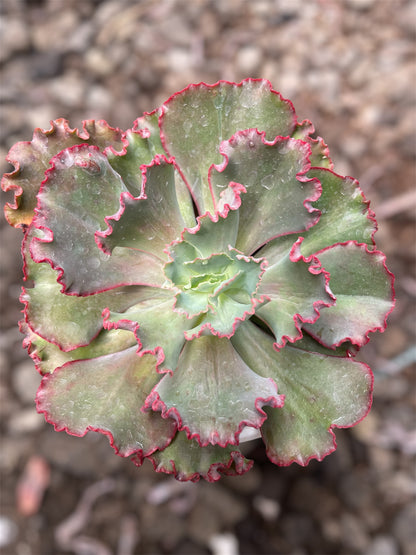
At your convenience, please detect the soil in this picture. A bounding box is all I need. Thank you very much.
[0,1,415,554]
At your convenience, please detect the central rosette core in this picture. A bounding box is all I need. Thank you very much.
[164,215,265,338]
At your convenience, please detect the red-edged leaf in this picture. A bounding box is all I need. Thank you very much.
[232,321,373,466]
[30,145,166,294]
[36,347,176,459]
[209,130,321,253]
[256,238,334,347]
[97,156,194,259]
[145,335,283,447]
[146,430,253,482]
[304,242,395,348]
[2,119,125,228]
[160,79,296,213]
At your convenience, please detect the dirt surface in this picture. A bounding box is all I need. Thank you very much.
[0,1,415,554]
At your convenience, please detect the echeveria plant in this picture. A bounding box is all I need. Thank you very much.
[3,80,394,482]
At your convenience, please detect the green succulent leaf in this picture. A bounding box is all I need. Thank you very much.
[291,120,333,169]
[210,129,320,253]
[103,287,195,373]
[106,111,166,196]
[21,321,138,375]
[300,168,376,256]
[303,242,395,347]
[147,430,253,482]
[160,79,296,213]
[2,119,125,228]
[146,335,284,446]
[36,347,177,458]
[232,321,373,465]
[97,156,193,259]
[30,145,166,294]
[255,239,334,347]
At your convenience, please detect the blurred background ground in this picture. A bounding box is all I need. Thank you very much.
[0,0,415,554]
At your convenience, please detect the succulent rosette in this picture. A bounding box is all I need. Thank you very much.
[2,80,394,482]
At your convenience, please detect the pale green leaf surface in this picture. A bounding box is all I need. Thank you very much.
[149,335,283,446]
[299,168,376,257]
[148,430,252,482]
[160,79,296,213]
[180,209,239,258]
[98,158,193,258]
[210,131,319,253]
[36,347,176,457]
[232,321,372,465]
[303,243,394,347]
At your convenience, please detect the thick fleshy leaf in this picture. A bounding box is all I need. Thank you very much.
[30,145,166,294]
[103,288,196,372]
[2,119,125,228]
[146,430,253,482]
[36,347,176,458]
[160,79,296,213]
[210,130,320,253]
[256,239,334,347]
[291,120,333,169]
[97,156,193,258]
[304,242,395,347]
[106,111,166,196]
[299,168,376,257]
[22,230,150,350]
[175,195,241,259]
[232,321,373,465]
[145,335,283,447]
[21,321,137,375]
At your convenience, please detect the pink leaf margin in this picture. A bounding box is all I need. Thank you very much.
[142,449,254,483]
[264,358,374,468]
[308,240,396,350]
[158,78,298,215]
[143,380,284,449]
[1,119,127,229]
[34,345,177,465]
[208,128,323,239]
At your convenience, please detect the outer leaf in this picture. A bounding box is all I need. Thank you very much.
[106,111,166,196]
[2,119,125,228]
[256,238,334,347]
[21,321,137,375]
[22,229,149,350]
[160,79,296,213]
[210,130,320,253]
[304,242,395,347]
[291,120,333,169]
[36,347,176,459]
[30,145,166,294]
[232,321,373,465]
[97,156,193,259]
[145,335,283,447]
[146,431,253,482]
[299,168,376,257]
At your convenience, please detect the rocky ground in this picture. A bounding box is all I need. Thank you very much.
[0,0,415,554]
